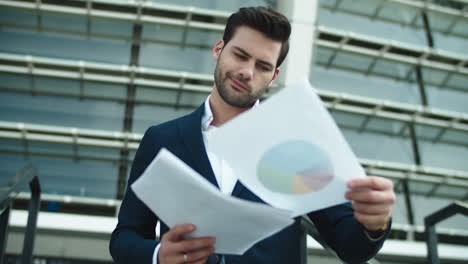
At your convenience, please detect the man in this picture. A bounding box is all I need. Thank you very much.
[110,6,395,264]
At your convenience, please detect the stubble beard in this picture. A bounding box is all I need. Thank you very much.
[213,60,268,108]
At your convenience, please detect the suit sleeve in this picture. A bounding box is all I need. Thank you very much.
[110,127,161,264]
[307,202,390,264]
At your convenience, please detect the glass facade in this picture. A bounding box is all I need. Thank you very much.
[311,0,468,232]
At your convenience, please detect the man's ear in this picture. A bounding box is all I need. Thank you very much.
[268,68,280,86]
[213,40,224,60]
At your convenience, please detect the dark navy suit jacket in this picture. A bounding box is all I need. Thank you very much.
[110,105,387,264]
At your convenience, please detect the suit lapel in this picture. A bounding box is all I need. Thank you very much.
[177,105,219,188]
[176,104,252,198]
[232,180,246,197]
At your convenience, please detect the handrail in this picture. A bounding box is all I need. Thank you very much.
[0,165,41,264]
[300,216,379,264]
[300,216,340,260]
[424,201,468,264]
[0,166,38,214]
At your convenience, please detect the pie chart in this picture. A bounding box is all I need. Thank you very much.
[257,140,334,194]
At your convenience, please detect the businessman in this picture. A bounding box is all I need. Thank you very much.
[110,6,395,264]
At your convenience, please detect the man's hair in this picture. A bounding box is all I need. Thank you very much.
[222,6,291,68]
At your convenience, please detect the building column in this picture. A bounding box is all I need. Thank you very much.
[276,0,319,88]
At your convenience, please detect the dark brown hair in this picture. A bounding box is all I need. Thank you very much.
[222,6,291,68]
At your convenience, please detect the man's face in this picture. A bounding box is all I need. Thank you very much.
[212,26,281,108]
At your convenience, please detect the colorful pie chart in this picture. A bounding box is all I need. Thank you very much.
[257,140,334,194]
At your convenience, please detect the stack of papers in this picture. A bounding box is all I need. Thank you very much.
[132,148,294,254]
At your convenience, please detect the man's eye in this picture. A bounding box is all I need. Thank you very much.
[235,53,247,60]
[258,65,271,72]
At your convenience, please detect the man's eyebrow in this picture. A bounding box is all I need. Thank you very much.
[233,46,252,58]
[233,46,275,69]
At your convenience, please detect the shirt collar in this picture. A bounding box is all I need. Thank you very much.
[202,95,259,131]
[202,95,214,131]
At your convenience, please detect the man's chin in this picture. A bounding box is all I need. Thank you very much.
[226,98,255,108]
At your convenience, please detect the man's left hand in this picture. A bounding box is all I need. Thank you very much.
[345,176,396,232]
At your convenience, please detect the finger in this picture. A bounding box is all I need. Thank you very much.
[352,201,392,215]
[173,236,216,253]
[354,211,391,231]
[346,189,395,204]
[163,224,196,242]
[158,241,184,264]
[185,247,215,263]
[348,176,394,191]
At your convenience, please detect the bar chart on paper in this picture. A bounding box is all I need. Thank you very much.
[257,140,334,194]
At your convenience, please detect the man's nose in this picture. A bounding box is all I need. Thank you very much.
[237,61,254,80]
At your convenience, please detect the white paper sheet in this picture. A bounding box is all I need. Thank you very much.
[131,148,294,255]
[209,79,365,217]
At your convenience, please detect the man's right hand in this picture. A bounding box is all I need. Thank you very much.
[158,224,216,264]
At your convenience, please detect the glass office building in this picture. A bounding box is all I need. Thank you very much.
[1,0,467,263]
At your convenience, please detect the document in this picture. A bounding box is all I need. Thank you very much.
[131,148,294,255]
[209,79,365,217]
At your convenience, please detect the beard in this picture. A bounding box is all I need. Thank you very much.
[214,60,269,108]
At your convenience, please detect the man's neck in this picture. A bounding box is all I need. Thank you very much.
[209,86,251,127]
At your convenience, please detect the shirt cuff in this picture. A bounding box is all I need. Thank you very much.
[153,243,162,264]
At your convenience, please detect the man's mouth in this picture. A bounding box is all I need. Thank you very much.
[230,78,249,92]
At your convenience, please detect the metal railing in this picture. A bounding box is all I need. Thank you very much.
[315,25,468,89]
[0,0,229,32]
[0,165,41,264]
[300,216,337,263]
[2,121,468,194]
[424,201,468,264]
[1,52,468,134]
[320,0,468,38]
[300,216,380,264]
[0,0,466,38]
[10,192,468,241]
